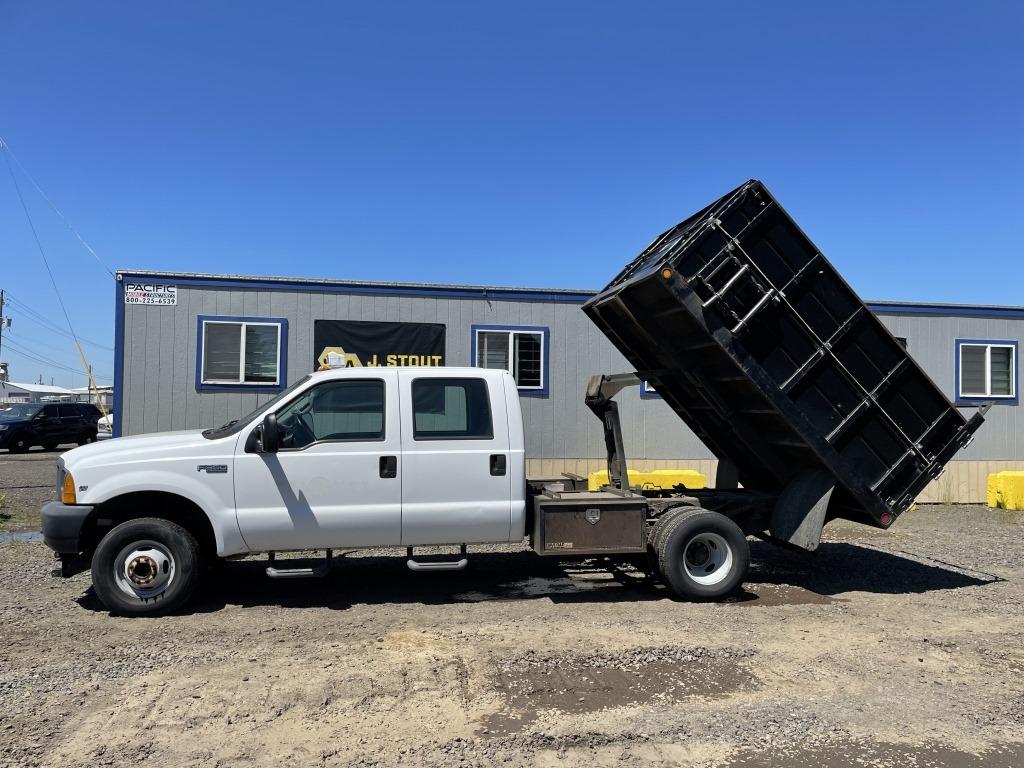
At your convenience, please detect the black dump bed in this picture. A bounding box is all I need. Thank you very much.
[583,180,985,527]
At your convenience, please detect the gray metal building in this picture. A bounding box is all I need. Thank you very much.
[113,270,1022,503]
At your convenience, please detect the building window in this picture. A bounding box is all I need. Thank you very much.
[471,325,549,395]
[196,316,288,391]
[412,378,493,440]
[956,339,1017,402]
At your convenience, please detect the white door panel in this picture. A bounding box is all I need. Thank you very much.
[233,371,401,551]
[399,371,513,545]
[234,448,401,550]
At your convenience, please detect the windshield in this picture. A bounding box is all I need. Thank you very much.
[0,404,42,421]
[201,375,312,440]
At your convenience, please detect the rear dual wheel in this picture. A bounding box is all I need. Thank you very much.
[650,508,749,600]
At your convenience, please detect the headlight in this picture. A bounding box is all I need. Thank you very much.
[0,424,8,431]
[62,472,77,505]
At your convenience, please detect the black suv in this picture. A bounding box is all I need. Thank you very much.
[0,402,102,453]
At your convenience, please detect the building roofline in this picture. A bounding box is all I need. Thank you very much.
[116,269,1024,317]
[117,269,596,302]
[3,382,78,394]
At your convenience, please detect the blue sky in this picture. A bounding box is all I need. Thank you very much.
[1,1,1021,387]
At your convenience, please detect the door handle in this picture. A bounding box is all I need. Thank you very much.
[490,454,506,476]
[379,455,397,479]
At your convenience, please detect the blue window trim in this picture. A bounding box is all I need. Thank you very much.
[195,315,289,393]
[954,338,1018,406]
[640,380,661,399]
[470,324,550,397]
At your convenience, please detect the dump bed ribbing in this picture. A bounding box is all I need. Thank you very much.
[583,180,985,527]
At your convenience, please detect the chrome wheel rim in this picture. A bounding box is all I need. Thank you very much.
[683,532,733,586]
[114,539,175,600]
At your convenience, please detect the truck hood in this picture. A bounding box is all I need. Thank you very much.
[60,430,232,472]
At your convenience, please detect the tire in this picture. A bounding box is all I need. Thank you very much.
[646,504,699,574]
[7,434,31,453]
[77,432,97,446]
[43,441,59,451]
[91,518,202,617]
[655,508,749,601]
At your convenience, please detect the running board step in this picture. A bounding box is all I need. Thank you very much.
[406,545,468,572]
[266,550,334,579]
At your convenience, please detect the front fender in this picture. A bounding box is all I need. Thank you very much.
[83,470,247,556]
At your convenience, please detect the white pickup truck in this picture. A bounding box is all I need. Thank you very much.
[42,366,752,616]
[44,182,978,616]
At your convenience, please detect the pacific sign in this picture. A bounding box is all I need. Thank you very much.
[124,283,177,306]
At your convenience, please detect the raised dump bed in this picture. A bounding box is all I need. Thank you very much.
[583,180,985,528]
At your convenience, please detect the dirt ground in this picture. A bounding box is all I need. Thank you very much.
[1,450,1022,768]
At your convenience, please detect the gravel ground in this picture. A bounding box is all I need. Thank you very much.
[1,451,1022,767]
[0,447,69,533]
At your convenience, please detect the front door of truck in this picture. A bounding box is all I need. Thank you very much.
[397,370,513,545]
[233,371,402,551]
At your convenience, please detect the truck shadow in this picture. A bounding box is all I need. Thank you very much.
[75,539,999,615]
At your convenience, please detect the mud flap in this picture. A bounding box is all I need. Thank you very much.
[53,552,91,578]
[770,469,835,551]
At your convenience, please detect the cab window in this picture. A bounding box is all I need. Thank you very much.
[412,378,493,440]
[275,380,385,450]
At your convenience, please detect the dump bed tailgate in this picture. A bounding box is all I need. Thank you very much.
[583,180,984,526]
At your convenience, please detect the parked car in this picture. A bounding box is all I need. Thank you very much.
[96,413,113,440]
[0,402,101,453]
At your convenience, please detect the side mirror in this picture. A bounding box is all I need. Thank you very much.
[260,413,280,453]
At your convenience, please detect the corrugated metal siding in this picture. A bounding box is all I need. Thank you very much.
[119,284,1023,465]
[876,313,1021,460]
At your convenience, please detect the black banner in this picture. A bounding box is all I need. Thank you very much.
[313,319,446,370]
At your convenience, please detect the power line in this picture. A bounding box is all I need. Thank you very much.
[0,135,114,278]
[2,293,114,351]
[3,149,82,344]
[3,330,111,369]
[3,338,112,381]
[3,145,112,413]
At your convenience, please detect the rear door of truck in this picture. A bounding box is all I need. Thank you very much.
[397,370,513,545]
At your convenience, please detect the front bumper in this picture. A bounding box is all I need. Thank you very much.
[41,501,94,554]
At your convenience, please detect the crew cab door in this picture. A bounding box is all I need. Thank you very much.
[233,371,402,551]
[37,404,64,444]
[58,404,85,440]
[398,370,513,545]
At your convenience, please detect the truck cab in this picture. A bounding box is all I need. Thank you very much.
[43,367,528,614]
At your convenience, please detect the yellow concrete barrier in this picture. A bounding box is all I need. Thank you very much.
[588,468,706,491]
[986,471,1024,510]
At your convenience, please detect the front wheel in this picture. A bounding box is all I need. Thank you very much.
[7,434,31,453]
[654,508,749,601]
[78,432,97,446]
[91,518,201,616]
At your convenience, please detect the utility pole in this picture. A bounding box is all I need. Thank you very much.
[0,289,6,363]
